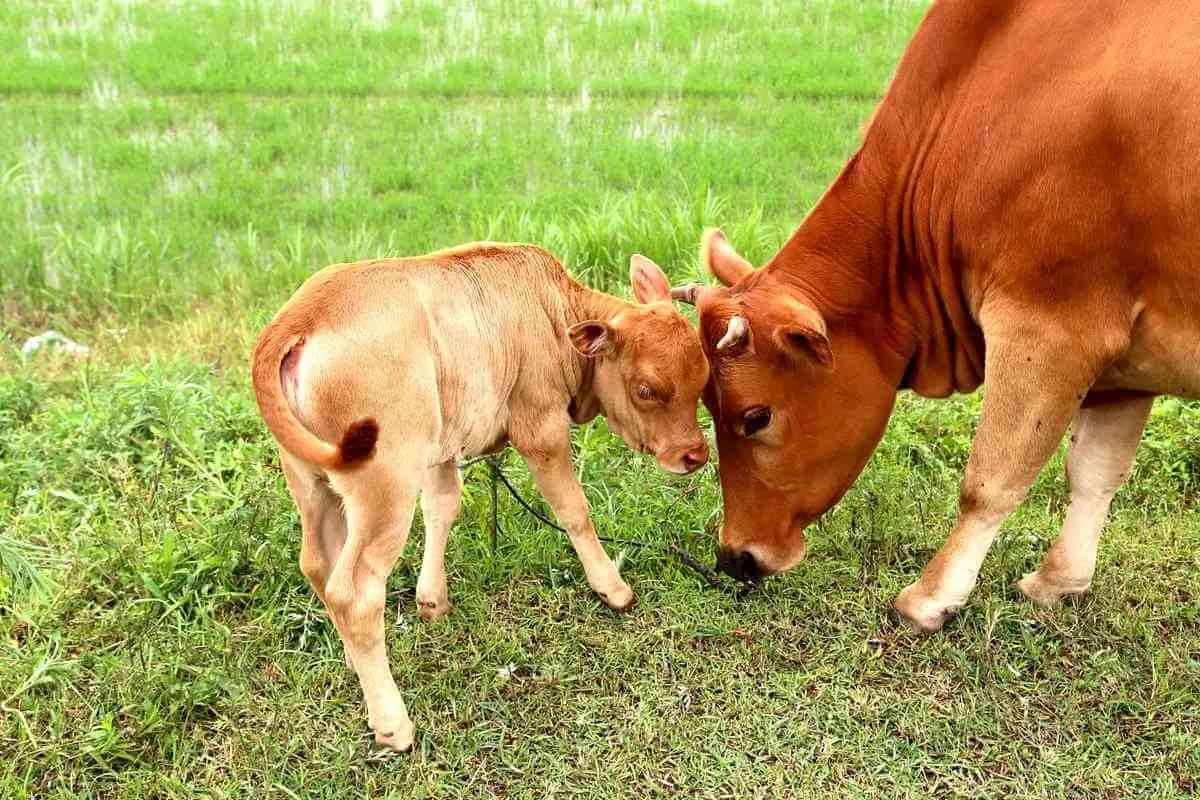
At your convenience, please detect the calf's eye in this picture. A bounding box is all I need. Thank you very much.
[742,406,772,437]
[637,384,655,401]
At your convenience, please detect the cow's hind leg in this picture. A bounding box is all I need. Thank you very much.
[413,461,461,622]
[893,306,1127,633]
[325,460,420,753]
[1017,394,1152,607]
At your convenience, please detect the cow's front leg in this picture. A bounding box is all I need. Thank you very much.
[513,418,634,611]
[894,320,1116,633]
[1016,393,1151,607]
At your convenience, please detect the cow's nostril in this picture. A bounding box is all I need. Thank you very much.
[715,547,762,584]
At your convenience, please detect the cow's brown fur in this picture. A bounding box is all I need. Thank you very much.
[252,243,708,750]
[687,0,1200,631]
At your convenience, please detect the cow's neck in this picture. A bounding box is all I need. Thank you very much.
[766,93,984,398]
[562,285,629,423]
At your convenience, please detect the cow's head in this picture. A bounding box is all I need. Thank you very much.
[675,230,898,581]
[569,254,711,475]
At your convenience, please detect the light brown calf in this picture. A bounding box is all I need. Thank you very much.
[251,243,708,752]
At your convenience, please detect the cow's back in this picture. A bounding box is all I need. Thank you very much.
[944,0,1199,270]
[906,0,1200,396]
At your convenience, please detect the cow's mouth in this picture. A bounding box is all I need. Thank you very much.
[714,547,764,584]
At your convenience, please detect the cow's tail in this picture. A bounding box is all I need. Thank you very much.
[251,318,378,471]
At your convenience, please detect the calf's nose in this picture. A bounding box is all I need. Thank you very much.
[680,441,709,473]
[715,546,762,584]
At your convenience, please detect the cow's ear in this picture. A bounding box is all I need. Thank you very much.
[773,302,833,368]
[568,320,616,357]
[630,254,671,304]
[701,228,755,286]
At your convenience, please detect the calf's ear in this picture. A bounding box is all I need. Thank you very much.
[701,228,755,287]
[773,302,833,368]
[630,254,672,304]
[568,320,616,357]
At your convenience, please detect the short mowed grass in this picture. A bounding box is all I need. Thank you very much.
[2,2,1198,798]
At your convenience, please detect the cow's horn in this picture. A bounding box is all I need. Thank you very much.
[670,283,700,304]
[716,315,749,351]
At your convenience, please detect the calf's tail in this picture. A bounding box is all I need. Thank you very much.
[251,319,378,470]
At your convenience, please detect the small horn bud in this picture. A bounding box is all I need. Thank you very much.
[670,283,700,305]
[716,315,750,352]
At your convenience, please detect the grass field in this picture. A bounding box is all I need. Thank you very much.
[2,1,1199,797]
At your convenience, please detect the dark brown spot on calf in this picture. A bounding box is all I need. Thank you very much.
[338,418,379,465]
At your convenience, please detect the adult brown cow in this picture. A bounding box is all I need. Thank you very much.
[671,0,1200,632]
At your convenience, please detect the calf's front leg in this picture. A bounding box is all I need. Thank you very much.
[412,461,461,622]
[513,421,634,610]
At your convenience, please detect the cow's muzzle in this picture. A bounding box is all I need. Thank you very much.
[715,547,762,584]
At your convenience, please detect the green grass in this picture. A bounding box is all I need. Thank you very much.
[2,2,1198,797]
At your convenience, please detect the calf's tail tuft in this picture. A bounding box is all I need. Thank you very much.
[337,418,379,465]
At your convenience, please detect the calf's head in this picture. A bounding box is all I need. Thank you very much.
[568,255,710,475]
[677,230,898,581]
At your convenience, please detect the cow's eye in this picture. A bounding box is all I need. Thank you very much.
[742,406,772,437]
[636,384,656,402]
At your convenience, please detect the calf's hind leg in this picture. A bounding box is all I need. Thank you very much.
[413,461,461,622]
[326,460,420,753]
[1017,394,1152,607]
[281,454,353,665]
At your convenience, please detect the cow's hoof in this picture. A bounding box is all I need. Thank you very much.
[892,583,960,634]
[1016,571,1089,609]
[598,582,636,612]
[416,595,452,622]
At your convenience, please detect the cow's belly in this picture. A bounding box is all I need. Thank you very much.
[1094,307,1200,399]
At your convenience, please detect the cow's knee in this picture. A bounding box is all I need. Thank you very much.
[1066,467,1127,504]
[957,479,1027,521]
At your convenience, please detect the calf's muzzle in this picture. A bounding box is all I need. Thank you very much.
[660,438,709,474]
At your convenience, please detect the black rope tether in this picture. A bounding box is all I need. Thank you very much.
[457,455,744,596]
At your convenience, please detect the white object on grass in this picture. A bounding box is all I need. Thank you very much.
[20,330,91,358]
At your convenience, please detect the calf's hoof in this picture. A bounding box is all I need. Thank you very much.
[597,581,636,612]
[372,723,414,754]
[892,583,961,634]
[369,705,414,754]
[1016,570,1089,609]
[416,596,453,622]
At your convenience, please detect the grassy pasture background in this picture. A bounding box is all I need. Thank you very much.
[1,1,1198,797]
